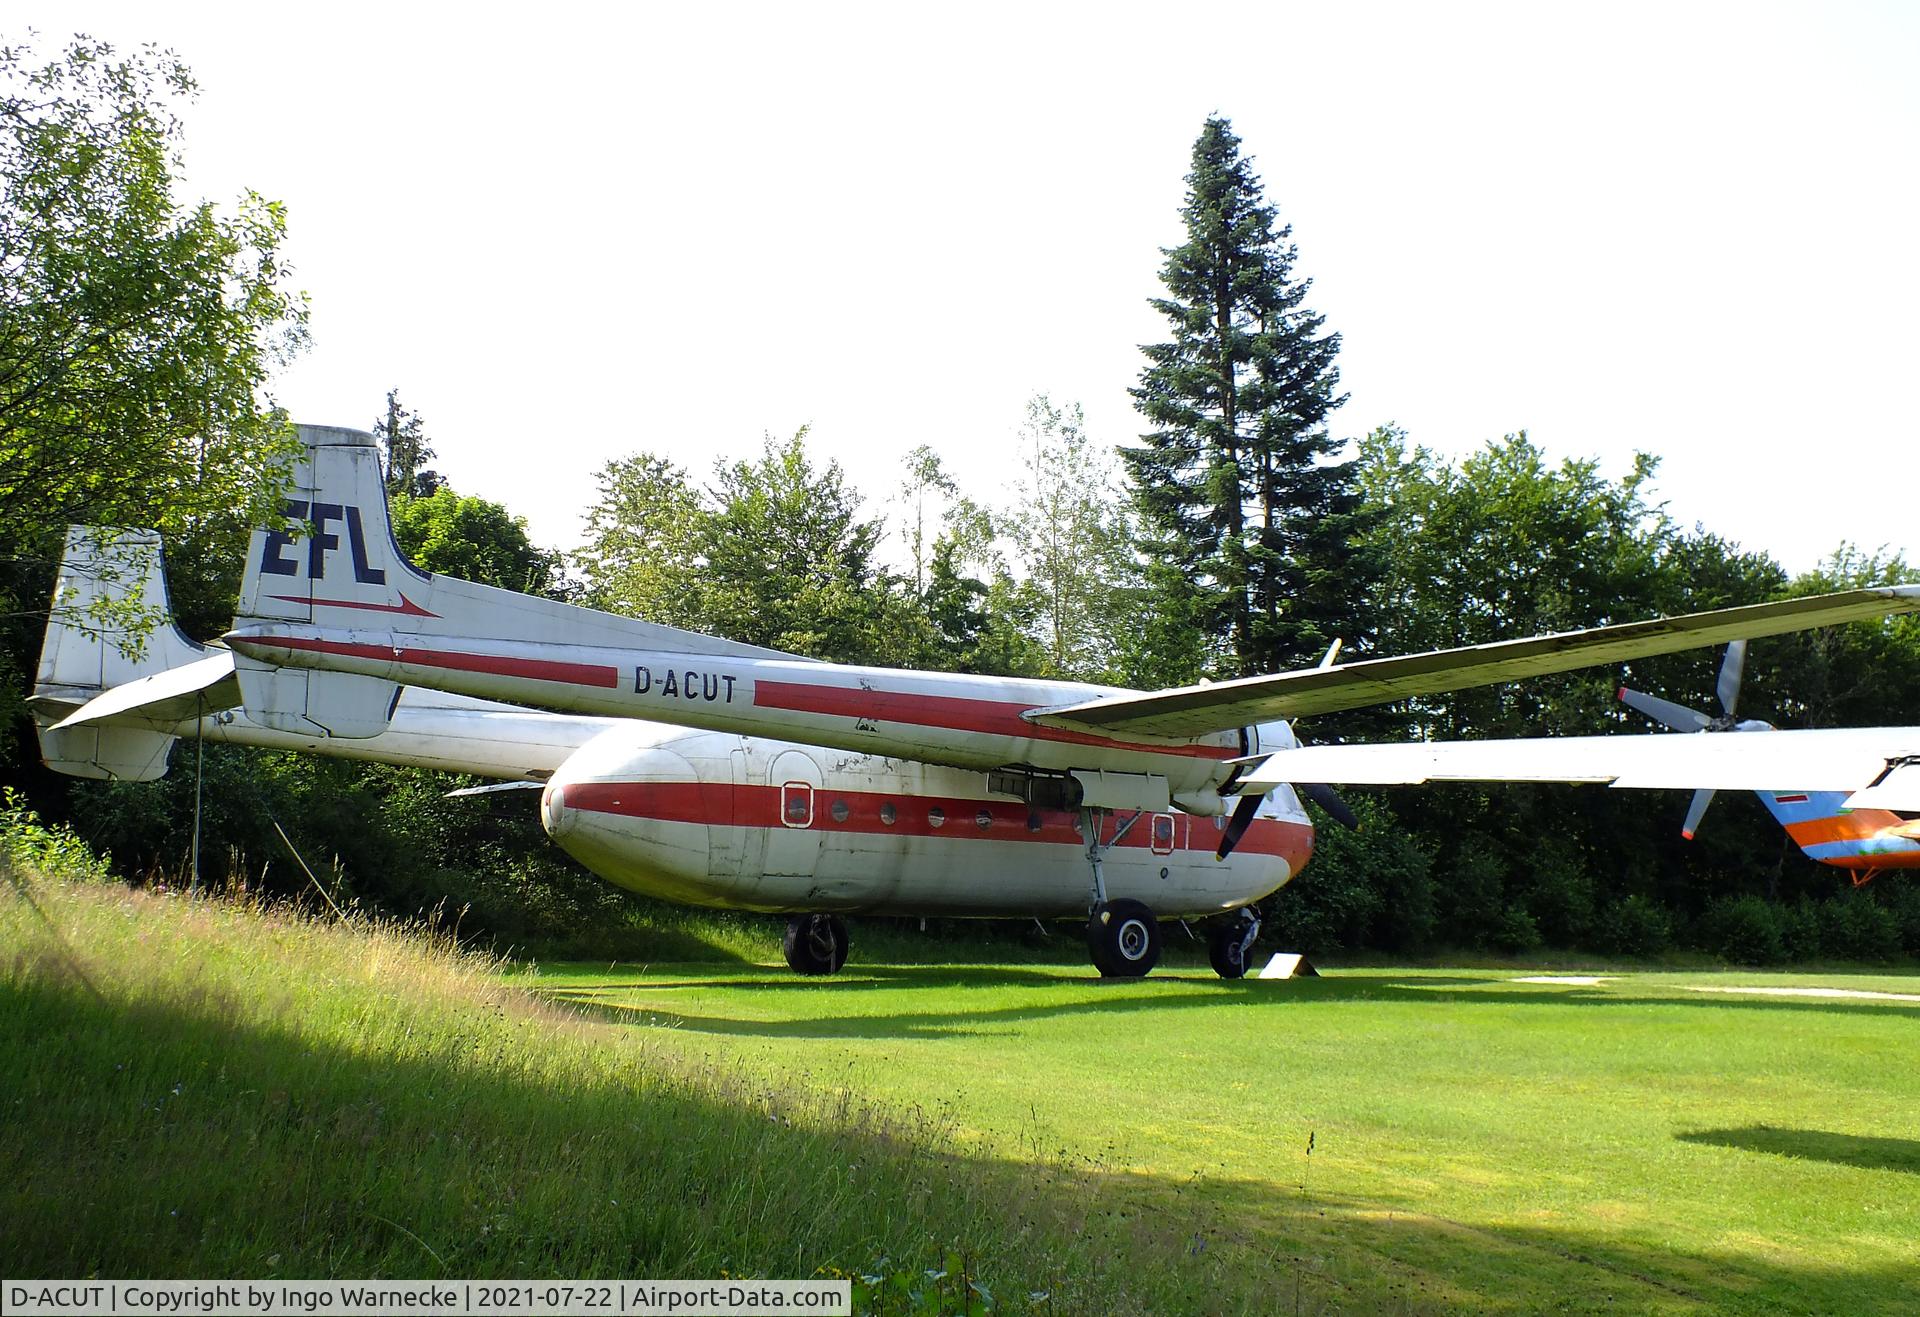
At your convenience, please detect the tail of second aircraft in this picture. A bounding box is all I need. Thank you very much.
[30,528,222,780]
[229,425,803,739]
[1751,789,1920,872]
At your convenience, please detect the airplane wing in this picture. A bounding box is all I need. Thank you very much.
[1027,587,1920,738]
[1235,726,1920,810]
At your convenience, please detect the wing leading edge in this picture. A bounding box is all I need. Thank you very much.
[1027,587,1920,738]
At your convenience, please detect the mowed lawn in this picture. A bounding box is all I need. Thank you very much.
[531,960,1920,1314]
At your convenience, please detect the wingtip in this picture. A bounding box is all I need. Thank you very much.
[1680,829,1695,841]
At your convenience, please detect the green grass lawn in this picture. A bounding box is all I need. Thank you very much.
[529,959,1920,1314]
[6,866,1917,1314]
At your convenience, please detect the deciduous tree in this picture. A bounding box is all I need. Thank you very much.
[0,36,306,753]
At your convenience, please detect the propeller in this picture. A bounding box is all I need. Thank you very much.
[1618,641,1771,839]
[1217,637,1363,860]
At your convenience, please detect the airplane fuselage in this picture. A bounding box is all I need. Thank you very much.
[164,694,1310,919]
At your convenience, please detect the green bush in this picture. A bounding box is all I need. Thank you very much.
[1884,883,1920,957]
[1268,794,1434,954]
[1818,895,1903,962]
[1437,842,1508,949]
[1524,839,1596,948]
[1492,907,1543,954]
[1,787,114,884]
[1778,902,1825,962]
[1694,896,1787,966]
[1589,895,1673,958]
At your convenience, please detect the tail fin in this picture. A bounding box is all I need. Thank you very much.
[230,424,805,739]
[31,529,210,780]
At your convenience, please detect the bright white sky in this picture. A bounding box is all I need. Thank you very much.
[17,2,1919,575]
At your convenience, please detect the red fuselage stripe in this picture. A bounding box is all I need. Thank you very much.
[751,680,1235,760]
[560,781,1312,860]
[263,635,621,689]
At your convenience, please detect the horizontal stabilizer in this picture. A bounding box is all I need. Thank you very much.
[1030,587,1920,737]
[51,651,239,731]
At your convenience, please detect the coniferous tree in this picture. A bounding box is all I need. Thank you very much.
[1125,116,1373,679]
[373,389,440,497]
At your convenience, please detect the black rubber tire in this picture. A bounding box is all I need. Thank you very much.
[1086,899,1161,978]
[783,914,849,975]
[1208,918,1253,979]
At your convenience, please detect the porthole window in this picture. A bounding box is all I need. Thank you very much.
[830,799,850,823]
[976,809,993,829]
[1026,810,1043,833]
[880,802,898,825]
[928,806,946,828]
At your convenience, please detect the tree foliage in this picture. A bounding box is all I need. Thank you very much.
[1126,115,1371,680]
[390,486,559,596]
[374,389,440,498]
[1003,395,1134,683]
[0,36,305,752]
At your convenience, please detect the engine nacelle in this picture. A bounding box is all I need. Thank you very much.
[1242,719,1300,757]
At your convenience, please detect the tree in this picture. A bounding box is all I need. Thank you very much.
[0,36,306,753]
[373,389,440,497]
[1125,116,1369,681]
[390,486,559,596]
[894,444,958,597]
[699,428,903,661]
[1004,395,1134,682]
[574,452,706,627]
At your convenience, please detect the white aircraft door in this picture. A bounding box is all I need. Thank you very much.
[765,748,823,878]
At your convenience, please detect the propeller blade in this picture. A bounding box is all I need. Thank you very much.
[1299,782,1360,831]
[1619,686,1711,732]
[1681,787,1716,840]
[1716,640,1747,718]
[1216,791,1264,861]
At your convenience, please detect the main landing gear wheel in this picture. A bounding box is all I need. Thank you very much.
[1208,907,1262,980]
[1086,899,1161,978]
[783,914,849,976]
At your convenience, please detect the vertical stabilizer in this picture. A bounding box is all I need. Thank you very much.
[233,426,404,737]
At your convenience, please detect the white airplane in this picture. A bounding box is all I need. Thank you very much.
[36,425,1920,977]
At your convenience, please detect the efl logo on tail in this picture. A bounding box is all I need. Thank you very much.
[260,500,386,583]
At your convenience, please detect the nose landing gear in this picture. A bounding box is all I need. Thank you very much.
[783,913,849,975]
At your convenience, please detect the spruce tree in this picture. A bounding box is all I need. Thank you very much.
[1125,116,1372,680]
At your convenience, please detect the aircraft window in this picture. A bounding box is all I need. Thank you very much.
[880,802,897,825]
[784,792,809,824]
[928,806,946,828]
[1153,815,1175,846]
[830,799,850,823]
[1027,810,1042,833]
[975,809,993,829]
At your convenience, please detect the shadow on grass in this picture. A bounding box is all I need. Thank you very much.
[1676,1126,1920,1175]
[6,958,1918,1313]
[536,966,1920,1042]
